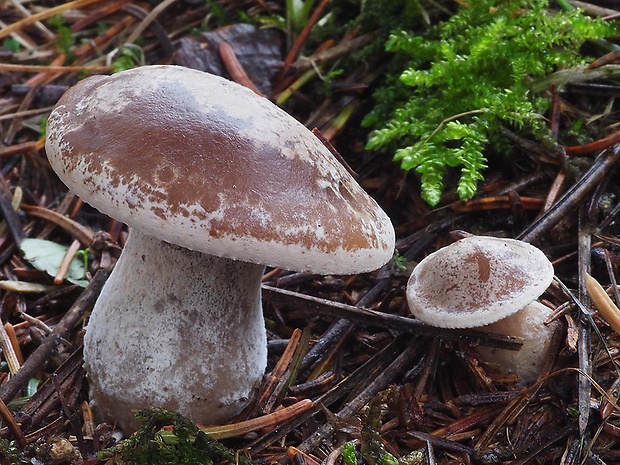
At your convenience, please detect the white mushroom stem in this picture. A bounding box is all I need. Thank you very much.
[83,229,267,433]
[476,301,559,384]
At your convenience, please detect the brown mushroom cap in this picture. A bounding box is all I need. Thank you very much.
[406,236,554,328]
[45,65,395,274]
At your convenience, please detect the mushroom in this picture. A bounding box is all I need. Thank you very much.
[44,65,395,432]
[406,235,556,383]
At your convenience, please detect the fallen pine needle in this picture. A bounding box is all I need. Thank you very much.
[0,281,54,293]
[197,399,313,440]
[286,446,322,465]
[21,205,94,246]
[54,239,82,285]
[0,323,20,375]
[585,273,620,335]
[0,0,105,41]
[4,324,23,365]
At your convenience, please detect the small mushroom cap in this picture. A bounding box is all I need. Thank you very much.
[406,236,554,328]
[45,65,395,274]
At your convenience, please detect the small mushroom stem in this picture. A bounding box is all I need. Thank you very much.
[83,229,267,433]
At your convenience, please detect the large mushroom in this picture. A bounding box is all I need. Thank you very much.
[406,235,557,383]
[45,65,395,432]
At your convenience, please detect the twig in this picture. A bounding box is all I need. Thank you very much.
[0,172,24,246]
[0,141,41,158]
[262,285,523,350]
[0,64,111,73]
[517,144,620,243]
[286,447,321,465]
[509,423,579,465]
[51,373,86,455]
[21,205,95,246]
[586,273,620,335]
[54,239,82,285]
[0,106,54,122]
[577,206,593,440]
[0,323,21,375]
[452,196,544,212]
[4,324,23,365]
[542,171,566,212]
[120,4,174,58]
[406,430,474,455]
[198,399,313,439]
[0,396,26,447]
[124,0,178,46]
[74,16,136,60]
[299,318,356,373]
[14,349,84,434]
[37,192,77,242]
[7,0,55,40]
[278,0,331,80]
[566,0,619,17]
[296,335,422,453]
[287,33,377,75]
[19,312,54,335]
[251,328,304,416]
[219,42,263,96]
[565,128,620,156]
[0,268,109,404]
[295,278,392,373]
[261,329,310,415]
[248,334,411,454]
[0,0,106,41]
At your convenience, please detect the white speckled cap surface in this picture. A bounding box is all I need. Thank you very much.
[45,65,395,274]
[406,236,554,328]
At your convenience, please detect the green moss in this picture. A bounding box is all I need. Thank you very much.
[48,15,75,61]
[97,409,253,465]
[364,0,619,205]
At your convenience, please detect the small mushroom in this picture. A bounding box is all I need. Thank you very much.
[45,65,395,432]
[406,235,556,383]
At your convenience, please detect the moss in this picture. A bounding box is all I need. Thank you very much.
[363,0,619,205]
[97,409,253,465]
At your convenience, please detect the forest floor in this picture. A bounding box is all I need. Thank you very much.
[2,0,620,464]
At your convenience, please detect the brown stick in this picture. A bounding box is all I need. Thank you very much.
[198,399,313,439]
[21,205,94,246]
[517,144,620,243]
[278,0,331,80]
[0,268,109,404]
[54,239,82,285]
[219,42,264,96]
[0,396,26,447]
[262,285,523,350]
[0,0,105,41]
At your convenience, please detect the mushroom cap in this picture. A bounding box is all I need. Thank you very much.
[406,236,554,328]
[45,65,395,274]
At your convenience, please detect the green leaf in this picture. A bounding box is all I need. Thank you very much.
[2,38,20,53]
[20,238,88,287]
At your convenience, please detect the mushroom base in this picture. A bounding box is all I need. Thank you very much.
[476,302,560,384]
[83,230,267,433]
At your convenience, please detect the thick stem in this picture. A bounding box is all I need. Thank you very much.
[83,229,267,433]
